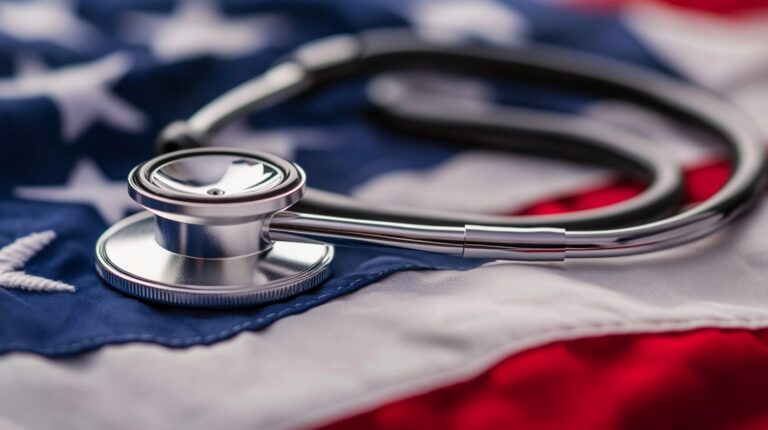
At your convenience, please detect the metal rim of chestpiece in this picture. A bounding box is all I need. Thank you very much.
[96,148,334,308]
[95,28,766,308]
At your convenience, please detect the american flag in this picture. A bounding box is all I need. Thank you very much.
[1,0,768,429]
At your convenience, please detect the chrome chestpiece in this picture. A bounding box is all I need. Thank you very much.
[129,148,305,258]
[95,148,333,307]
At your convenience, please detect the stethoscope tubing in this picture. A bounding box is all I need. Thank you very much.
[305,75,684,230]
[156,29,765,261]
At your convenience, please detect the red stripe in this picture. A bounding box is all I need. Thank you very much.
[320,328,768,430]
[318,160,757,430]
[517,158,728,215]
[567,0,768,16]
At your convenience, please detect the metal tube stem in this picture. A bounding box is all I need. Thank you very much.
[267,212,567,261]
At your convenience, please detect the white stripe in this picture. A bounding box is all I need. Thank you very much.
[352,150,611,214]
[624,2,768,89]
[625,2,768,137]
[583,101,722,164]
[3,198,768,429]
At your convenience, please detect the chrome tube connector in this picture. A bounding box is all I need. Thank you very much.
[267,212,567,262]
[463,225,566,261]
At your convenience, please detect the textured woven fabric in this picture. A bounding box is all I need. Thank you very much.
[0,0,670,355]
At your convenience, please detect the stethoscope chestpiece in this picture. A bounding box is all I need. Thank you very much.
[129,148,306,258]
[95,148,334,308]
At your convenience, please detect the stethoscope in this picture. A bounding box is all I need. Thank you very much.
[95,29,766,308]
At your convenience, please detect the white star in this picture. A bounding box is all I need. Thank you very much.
[0,230,75,293]
[212,122,336,160]
[120,0,292,62]
[406,0,527,45]
[15,159,138,224]
[0,53,148,142]
[0,0,103,51]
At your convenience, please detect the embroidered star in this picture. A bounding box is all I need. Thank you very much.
[15,159,138,224]
[0,0,103,51]
[212,122,335,160]
[0,53,148,142]
[120,0,291,61]
[0,230,75,293]
[406,0,527,45]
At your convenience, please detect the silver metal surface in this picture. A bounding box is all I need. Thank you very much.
[130,148,305,220]
[154,217,269,259]
[267,211,466,256]
[267,212,568,261]
[95,211,334,308]
[150,154,285,197]
[463,225,565,261]
[130,148,305,258]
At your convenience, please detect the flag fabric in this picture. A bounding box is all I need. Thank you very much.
[1,0,768,429]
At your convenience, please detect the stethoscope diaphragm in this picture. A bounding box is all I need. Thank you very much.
[96,148,334,308]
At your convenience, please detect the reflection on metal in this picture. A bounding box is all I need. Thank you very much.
[96,29,766,308]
